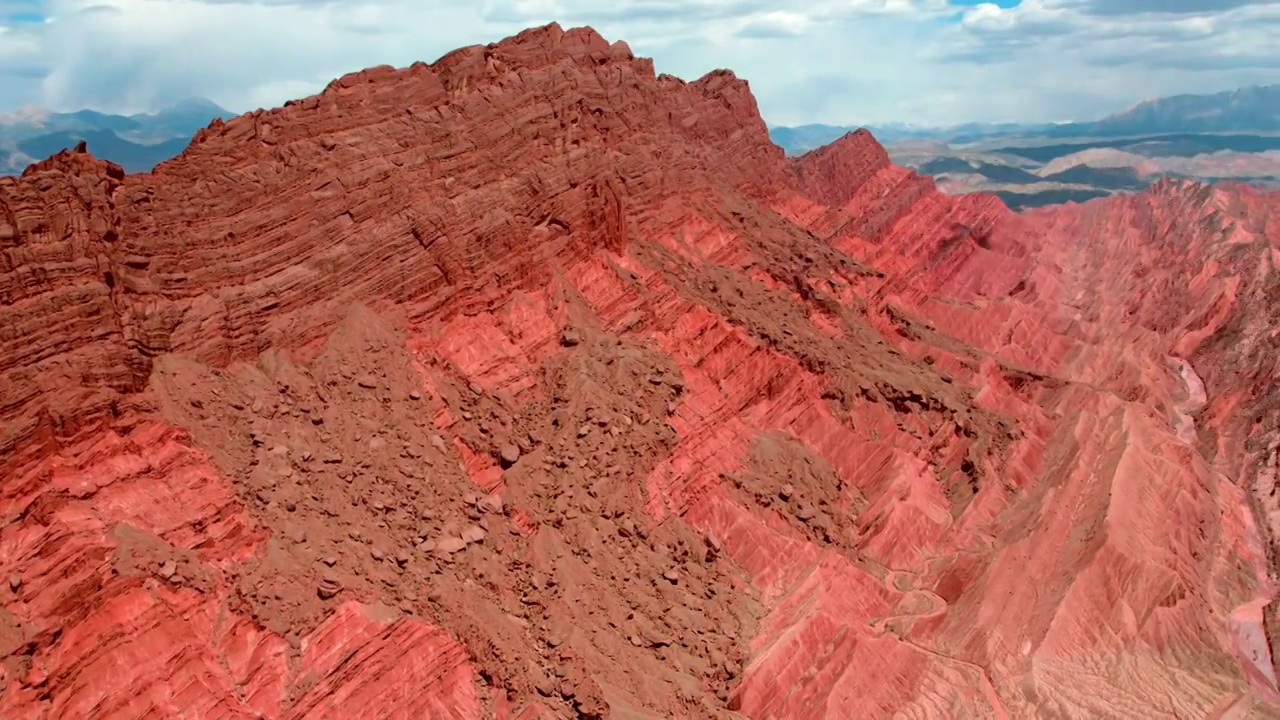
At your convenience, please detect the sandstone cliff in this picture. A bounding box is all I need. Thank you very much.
[1,23,1277,720]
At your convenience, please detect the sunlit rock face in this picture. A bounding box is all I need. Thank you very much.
[1,22,1277,720]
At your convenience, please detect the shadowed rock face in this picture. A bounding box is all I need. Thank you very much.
[1,22,1278,720]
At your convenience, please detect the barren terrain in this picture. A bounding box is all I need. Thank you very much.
[1,23,1278,719]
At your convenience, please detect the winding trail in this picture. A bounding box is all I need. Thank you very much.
[868,569,1009,719]
[867,570,948,636]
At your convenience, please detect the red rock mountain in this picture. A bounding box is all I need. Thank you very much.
[2,23,1278,719]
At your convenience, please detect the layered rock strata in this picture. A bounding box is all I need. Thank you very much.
[1,22,1277,720]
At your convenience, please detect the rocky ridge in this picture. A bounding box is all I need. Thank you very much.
[1,22,1278,719]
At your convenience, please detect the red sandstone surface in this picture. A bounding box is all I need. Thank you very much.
[1,23,1278,719]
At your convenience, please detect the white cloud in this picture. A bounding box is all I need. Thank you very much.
[1077,0,1279,15]
[961,3,1016,30]
[735,10,814,38]
[0,0,1274,126]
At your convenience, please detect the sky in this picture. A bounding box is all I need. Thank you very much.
[0,0,1276,127]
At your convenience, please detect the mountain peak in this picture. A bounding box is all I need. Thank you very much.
[0,23,1277,720]
[316,23,640,99]
[1095,83,1280,134]
[156,97,229,116]
[177,24,782,190]
[791,128,893,206]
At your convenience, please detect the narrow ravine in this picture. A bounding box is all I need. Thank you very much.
[1171,355,1280,704]
[1170,355,1207,446]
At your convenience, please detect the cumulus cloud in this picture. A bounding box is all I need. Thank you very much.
[1077,0,1279,15]
[0,0,1274,126]
[733,10,813,38]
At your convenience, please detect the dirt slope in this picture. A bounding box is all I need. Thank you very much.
[1,23,1278,719]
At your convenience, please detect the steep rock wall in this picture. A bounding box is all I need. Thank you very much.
[1,22,1277,720]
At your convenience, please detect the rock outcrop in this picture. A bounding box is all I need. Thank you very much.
[1,22,1277,719]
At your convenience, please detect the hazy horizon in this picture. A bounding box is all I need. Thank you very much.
[0,78,1272,135]
[0,1,1278,127]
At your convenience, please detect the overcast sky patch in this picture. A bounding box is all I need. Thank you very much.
[0,0,1273,126]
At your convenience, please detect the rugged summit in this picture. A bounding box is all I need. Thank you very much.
[1,23,1278,719]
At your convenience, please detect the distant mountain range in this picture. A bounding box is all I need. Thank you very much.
[769,85,1280,210]
[5,84,1278,206]
[1046,84,1280,138]
[771,84,1280,154]
[0,98,233,174]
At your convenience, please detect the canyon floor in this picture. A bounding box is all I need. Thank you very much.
[1,23,1279,720]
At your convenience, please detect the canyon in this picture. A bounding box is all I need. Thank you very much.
[1,22,1278,720]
